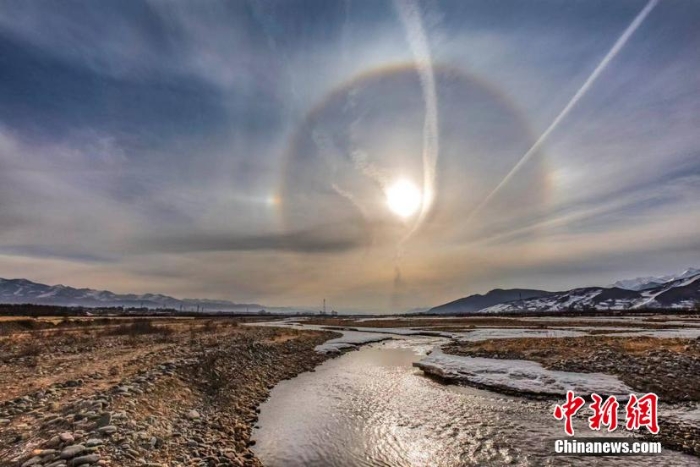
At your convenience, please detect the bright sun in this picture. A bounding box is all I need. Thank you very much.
[386,179,422,218]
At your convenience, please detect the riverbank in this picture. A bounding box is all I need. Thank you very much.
[436,335,700,457]
[0,317,339,467]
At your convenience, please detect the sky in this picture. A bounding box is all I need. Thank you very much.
[0,0,699,312]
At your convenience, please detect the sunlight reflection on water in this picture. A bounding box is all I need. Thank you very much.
[252,338,699,467]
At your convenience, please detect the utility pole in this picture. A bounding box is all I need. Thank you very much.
[323,298,326,314]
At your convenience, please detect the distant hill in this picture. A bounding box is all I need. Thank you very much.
[481,274,700,314]
[612,268,700,291]
[428,288,553,314]
[429,267,700,314]
[0,277,263,311]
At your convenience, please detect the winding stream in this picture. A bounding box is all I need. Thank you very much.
[252,336,699,467]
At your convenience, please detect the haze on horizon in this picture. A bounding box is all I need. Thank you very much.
[1,0,699,313]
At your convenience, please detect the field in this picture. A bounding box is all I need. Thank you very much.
[0,316,337,467]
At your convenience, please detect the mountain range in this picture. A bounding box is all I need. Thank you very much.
[429,268,700,314]
[611,268,700,291]
[0,278,265,311]
[428,289,552,314]
[2,267,699,314]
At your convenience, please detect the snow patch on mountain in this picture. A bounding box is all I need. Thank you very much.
[613,268,700,291]
[0,277,264,311]
[480,273,700,314]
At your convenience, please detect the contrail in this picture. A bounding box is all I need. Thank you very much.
[392,0,439,311]
[467,0,659,222]
[331,182,369,220]
[394,0,439,244]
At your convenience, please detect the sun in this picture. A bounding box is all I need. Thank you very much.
[386,179,422,218]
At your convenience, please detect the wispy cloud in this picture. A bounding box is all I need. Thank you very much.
[0,0,699,311]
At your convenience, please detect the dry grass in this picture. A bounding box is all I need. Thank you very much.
[448,335,698,358]
[303,315,699,332]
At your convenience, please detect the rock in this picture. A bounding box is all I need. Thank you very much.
[94,412,111,428]
[97,425,117,435]
[21,456,42,467]
[187,409,201,420]
[85,439,103,447]
[46,435,61,448]
[69,454,100,466]
[59,432,75,443]
[60,444,86,459]
[34,449,58,456]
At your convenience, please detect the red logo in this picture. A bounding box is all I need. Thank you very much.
[588,394,619,432]
[625,393,659,434]
[553,390,585,436]
[554,391,659,436]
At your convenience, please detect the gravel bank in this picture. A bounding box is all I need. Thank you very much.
[0,319,339,467]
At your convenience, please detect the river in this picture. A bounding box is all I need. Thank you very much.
[252,336,700,467]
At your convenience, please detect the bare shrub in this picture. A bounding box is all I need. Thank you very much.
[17,340,45,358]
[105,320,173,337]
[189,327,199,346]
[14,319,41,330]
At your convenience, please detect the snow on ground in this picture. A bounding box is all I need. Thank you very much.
[609,329,700,339]
[245,320,397,354]
[552,326,648,332]
[319,326,587,341]
[335,326,454,338]
[525,316,650,322]
[354,316,477,322]
[315,331,395,354]
[452,328,589,342]
[414,348,633,396]
[328,326,425,336]
[354,316,405,322]
[665,406,700,428]
[648,320,700,327]
[676,409,700,426]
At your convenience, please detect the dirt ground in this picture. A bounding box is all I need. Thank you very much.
[303,314,700,332]
[0,317,338,467]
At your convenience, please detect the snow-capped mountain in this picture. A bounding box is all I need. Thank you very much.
[481,272,700,314]
[429,268,700,314]
[0,278,263,311]
[612,268,700,291]
[428,289,552,314]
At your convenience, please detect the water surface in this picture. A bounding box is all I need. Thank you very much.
[253,337,699,467]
